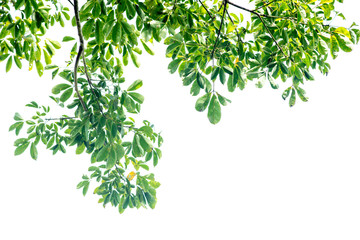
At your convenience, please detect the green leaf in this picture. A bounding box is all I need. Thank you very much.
[95,131,106,149]
[95,19,104,44]
[153,151,158,167]
[132,134,144,157]
[279,62,289,74]
[217,93,231,106]
[115,144,125,160]
[112,22,121,44]
[48,39,61,49]
[130,50,140,68]
[82,182,89,196]
[140,39,155,55]
[145,192,156,209]
[211,67,220,81]
[14,56,22,69]
[30,142,38,160]
[304,70,314,80]
[282,87,291,100]
[106,146,116,169]
[60,88,73,102]
[14,112,23,121]
[128,92,144,103]
[62,36,75,42]
[76,143,86,155]
[334,27,351,39]
[219,68,226,84]
[168,59,182,74]
[289,88,296,107]
[14,142,29,156]
[195,93,211,112]
[43,49,52,65]
[207,95,221,124]
[6,56,12,72]
[127,79,143,91]
[96,146,109,162]
[139,134,153,152]
[335,34,353,52]
[35,61,44,76]
[0,53,9,61]
[295,86,308,102]
[52,83,71,94]
[82,19,94,40]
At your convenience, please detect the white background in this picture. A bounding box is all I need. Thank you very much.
[0,1,360,239]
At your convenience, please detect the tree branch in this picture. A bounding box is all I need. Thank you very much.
[227,1,289,59]
[198,0,214,21]
[73,0,104,115]
[67,0,74,7]
[255,0,278,11]
[211,0,227,59]
[45,117,76,121]
[73,0,87,111]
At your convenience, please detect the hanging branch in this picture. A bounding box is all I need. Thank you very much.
[73,0,104,115]
[210,0,227,59]
[73,0,87,111]
[227,1,289,58]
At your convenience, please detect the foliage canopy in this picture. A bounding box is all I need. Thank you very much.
[2,0,359,213]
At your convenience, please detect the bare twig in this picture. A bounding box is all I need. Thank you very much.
[73,0,87,111]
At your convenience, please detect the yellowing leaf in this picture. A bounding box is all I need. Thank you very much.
[127,171,136,181]
[334,27,351,39]
[320,0,333,4]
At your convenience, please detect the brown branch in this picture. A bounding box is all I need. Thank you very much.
[73,0,87,111]
[227,1,289,59]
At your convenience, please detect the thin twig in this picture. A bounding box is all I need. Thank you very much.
[73,0,87,111]
[211,0,227,59]
[198,0,215,21]
[45,117,76,121]
[225,8,243,44]
[82,55,105,116]
[67,0,74,7]
[255,0,277,11]
[227,1,289,59]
